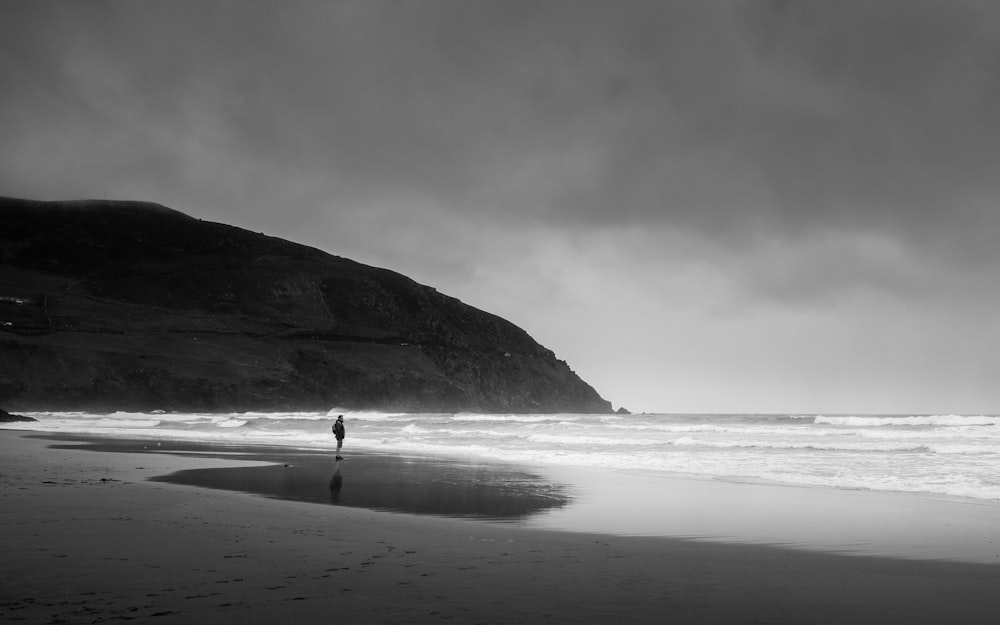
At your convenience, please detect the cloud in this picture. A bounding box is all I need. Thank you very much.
[6,2,998,233]
[3,0,1000,411]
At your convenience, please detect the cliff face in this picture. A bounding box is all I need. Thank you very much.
[0,197,613,413]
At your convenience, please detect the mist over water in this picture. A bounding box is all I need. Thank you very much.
[8,411,1000,502]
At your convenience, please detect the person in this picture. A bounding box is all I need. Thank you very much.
[332,414,346,460]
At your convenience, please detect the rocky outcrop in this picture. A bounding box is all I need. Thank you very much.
[0,197,613,413]
[0,408,35,422]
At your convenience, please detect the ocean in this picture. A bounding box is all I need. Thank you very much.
[9,409,1000,562]
[8,410,1000,502]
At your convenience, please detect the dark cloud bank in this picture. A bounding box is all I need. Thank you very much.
[3,1,1000,412]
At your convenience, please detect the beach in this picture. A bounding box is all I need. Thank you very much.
[2,430,1000,624]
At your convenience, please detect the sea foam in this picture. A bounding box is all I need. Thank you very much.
[6,411,1000,501]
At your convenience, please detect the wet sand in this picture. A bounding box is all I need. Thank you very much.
[2,430,1000,624]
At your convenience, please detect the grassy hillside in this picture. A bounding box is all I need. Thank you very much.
[0,197,612,413]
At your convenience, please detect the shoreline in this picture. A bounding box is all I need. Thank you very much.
[34,431,1000,564]
[527,463,1000,564]
[3,430,1000,623]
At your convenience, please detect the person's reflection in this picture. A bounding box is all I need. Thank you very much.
[329,464,343,504]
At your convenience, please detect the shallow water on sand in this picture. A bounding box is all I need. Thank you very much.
[48,438,571,520]
[526,465,1000,564]
[46,435,1000,565]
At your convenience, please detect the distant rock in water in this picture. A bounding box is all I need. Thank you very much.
[0,408,35,422]
[0,196,613,413]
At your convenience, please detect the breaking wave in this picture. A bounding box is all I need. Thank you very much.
[6,410,1000,501]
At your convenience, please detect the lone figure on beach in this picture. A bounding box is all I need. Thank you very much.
[332,414,345,460]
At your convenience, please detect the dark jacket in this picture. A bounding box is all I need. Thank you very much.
[333,420,345,440]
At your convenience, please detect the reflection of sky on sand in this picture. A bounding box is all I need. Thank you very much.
[527,466,1000,564]
[144,449,571,521]
[47,436,1000,563]
[51,437,571,520]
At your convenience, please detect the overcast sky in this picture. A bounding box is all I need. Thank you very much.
[3,1,1000,414]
